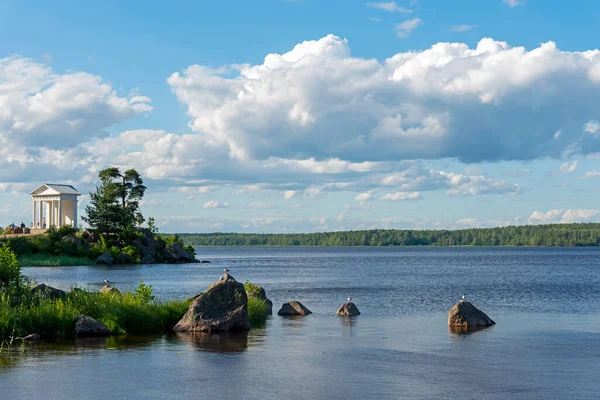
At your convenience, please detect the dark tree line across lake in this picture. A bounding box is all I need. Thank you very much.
[178,223,600,247]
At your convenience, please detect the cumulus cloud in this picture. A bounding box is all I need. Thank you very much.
[584,170,600,178]
[0,55,151,150]
[247,201,276,209]
[528,209,599,224]
[354,191,372,201]
[283,190,296,200]
[168,35,600,165]
[549,161,578,176]
[381,191,422,201]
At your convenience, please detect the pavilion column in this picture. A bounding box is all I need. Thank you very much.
[73,200,78,228]
[39,201,43,228]
[49,201,54,228]
[58,199,63,227]
[32,201,37,229]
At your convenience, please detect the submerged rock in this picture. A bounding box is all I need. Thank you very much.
[174,273,250,332]
[96,252,114,265]
[448,300,495,331]
[201,260,211,263]
[31,284,66,300]
[336,302,360,316]
[277,301,312,316]
[75,315,111,337]
[163,242,196,263]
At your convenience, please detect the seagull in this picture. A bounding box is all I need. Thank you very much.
[461,294,466,300]
[347,296,352,302]
[224,268,229,274]
[104,278,110,286]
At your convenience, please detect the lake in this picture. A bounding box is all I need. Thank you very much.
[2,247,600,399]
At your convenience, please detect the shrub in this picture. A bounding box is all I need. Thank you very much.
[247,297,268,328]
[57,225,78,237]
[0,244,22,288]
[122,245,141,264]
[134,280,155,303]
[244,280,262,298]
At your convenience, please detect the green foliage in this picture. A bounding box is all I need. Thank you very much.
[57,225,78,237]
[147,217,158,235]
[122,245,141,264]
[0,288,190,341]
[247,297,268,328]
[2,227,12,235]
[244,280,262,298]
[0,244,21,288]
[178,223,600,247]
[134,280,155,304]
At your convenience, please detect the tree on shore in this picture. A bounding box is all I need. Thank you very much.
[83,167,147,236]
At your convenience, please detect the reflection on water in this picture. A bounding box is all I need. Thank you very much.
[175,331,249,353]
[448,325,496,335]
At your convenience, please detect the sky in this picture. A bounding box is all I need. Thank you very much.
[1,0,600,233]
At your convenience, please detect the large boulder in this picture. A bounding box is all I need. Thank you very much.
[75,315,111,337]
[133,228,165,261]
[31,284,66,300]
[22,333,41,342]
[336,302,360,316]
[448,300,495,331]
[96,252,114,265]
[173,274,250,332]
[277,301,312,316]
[141,254,156,264]
[163,242,195,263]
[245,284,273,314]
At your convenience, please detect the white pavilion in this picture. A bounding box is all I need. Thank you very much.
[29,184,81,229]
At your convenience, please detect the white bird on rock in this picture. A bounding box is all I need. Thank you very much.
[224,268,229,274]
[104,278,109,286]
[462,294,466,300]
[347,296,352,302]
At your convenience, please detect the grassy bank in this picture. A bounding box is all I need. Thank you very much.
[0,289,191,341]
[247,297,269,327]
[18,254,94,267]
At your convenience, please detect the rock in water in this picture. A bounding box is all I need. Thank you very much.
[100,284,120,295]
[448,300,495,331]
[163,242,196,263]
[277,301,312,316]
[75,315,111,337]
[96,252,114,265]
[336,302,360,316]
[31,284,66,300]
[173,274,250,332]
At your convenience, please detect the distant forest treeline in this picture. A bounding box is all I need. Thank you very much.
[178,223,600,247]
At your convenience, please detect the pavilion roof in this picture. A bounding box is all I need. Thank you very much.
[29,183,81,196]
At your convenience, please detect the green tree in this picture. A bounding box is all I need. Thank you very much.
[83,167,147,236]
[0,243,21,288]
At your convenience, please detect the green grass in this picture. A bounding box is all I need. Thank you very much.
[0,289,191,341]
[247,297,269,328]
[17,254,94,267]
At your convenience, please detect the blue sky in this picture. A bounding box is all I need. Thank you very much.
[1,0,600,233]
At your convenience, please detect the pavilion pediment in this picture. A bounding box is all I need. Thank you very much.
[29,183,81,197]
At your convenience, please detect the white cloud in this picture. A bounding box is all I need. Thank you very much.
[139,199,165,207]
[0,55,151,151]
[584,121,600,136]
[354,191,372,201]
[503,0,524,7]
[528,209,599,224]
[168,35,600,165]
[283,190,296,200]
[395,18,422,38]
[549,161,578,176]
[584,170,600,178]
[365,2,412,13]
[381,191,422,201]
[303,187,322,199]
[504,169,531,177]
[365,17,381,23]
[202,200,229,208]
[450,25,477,32]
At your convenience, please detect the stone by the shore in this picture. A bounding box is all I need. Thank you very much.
[163,242,196,263]
[100,284,120,295]
[96,252,114,265]
[336,302,360,316]
[22,333,41,342]
[277,301,312,316]
[173,273,250,332]
[246,284,273,315]
[201,260,211,263]
[448,300,495,331]
[61,234,80,245]
[75,315,111,337]
[31,284,66,300]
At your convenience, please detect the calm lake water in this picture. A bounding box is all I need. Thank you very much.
[2,247,600,399]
